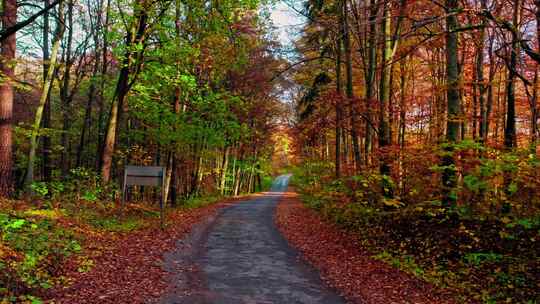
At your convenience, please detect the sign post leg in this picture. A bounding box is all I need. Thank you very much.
[160,193,164,230]
[121,176,127,215]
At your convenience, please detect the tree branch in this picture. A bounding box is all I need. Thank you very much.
[0,0,61,42]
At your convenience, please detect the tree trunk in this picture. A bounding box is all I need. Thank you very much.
[531,70,538,151]
[42,0,52,182]
[504,0,522,149]
[101,2,148,183]
[442,0,460,208]
[163,151,174,205]
[76,56,99,167]
[0,0,16,197]
[485,37,496,143]
[398,57,407,195]
[24,0,65,189]
[96,0,110,170]
[477,3,487,142]
[163,1,184,204]
[532,0,540,151]
[364,0,379,165]
[220,146,230,194]
[342,0,361,170]
[378,1,392,179]
[335,36,342,178]
[60,0,74,174]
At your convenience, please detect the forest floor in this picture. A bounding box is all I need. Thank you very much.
[274,189,457,304]
[1,194,258,304]
[46,197,255,304]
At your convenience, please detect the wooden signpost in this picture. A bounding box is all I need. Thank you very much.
[122,165,166,229]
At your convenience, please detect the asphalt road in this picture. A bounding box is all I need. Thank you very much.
[159,174,345,304]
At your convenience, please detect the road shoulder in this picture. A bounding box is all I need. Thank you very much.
[274,190,456,304]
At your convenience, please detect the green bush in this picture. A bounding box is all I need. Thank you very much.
[0,210,81,301]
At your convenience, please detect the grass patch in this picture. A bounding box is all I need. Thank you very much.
[88,217,144,232]
[178,195,224,209]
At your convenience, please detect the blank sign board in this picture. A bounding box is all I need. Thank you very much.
[124,165,164,186]
[122,165,166,228]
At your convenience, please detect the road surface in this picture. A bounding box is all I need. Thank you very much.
[160,174,345,304]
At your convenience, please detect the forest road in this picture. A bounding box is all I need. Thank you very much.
[159,174,346,304]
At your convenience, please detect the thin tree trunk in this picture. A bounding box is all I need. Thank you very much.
[25,0,65,189]
[378,0,392,180]
[532,0,540,151]
[60,0,74,174]
[472,61,478,140]
[97,0,110,170]
[233,166,241,196]
[229,148,237,196]
[164,1,183,204]
[504,0,522,149]
[335,56,341,180]
[531,70,538,151]
[485,37,496,143]
[76,56,99,167]
[364,0,379,166]
[478,3,487,142]
[398,57,407,194]
[342,0,361,170]
[42,0,52,181]
[220,146,230,194]
[163,151,174,205]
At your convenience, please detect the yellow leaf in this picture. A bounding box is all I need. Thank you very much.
[501,217,512,224]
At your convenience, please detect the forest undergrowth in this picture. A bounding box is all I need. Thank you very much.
[0,167,259,303]
[290,144,540,304]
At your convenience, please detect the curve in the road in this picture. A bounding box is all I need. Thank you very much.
[160,174,345,304]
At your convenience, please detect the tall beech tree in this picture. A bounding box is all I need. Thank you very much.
[100,0,151,183]
[441,0,461,207]
[0,0,16,196]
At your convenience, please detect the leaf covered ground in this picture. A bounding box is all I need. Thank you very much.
[285,155,540,303]
[274,191,457,304]
[1,195,254,304]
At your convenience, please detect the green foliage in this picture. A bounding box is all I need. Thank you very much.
[1,210,82,300]
[261,175,274,191]
[89,217,143,232]
[25,168,114,204]
[463,174,487,193]
[463,252,503,266]
[179,195,224,209]
[291,153,540,304]
[30,182,49,198]
[374,251,425,277]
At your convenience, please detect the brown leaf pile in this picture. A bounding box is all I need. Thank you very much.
[274,191,457,304]
[45,196,253,304]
